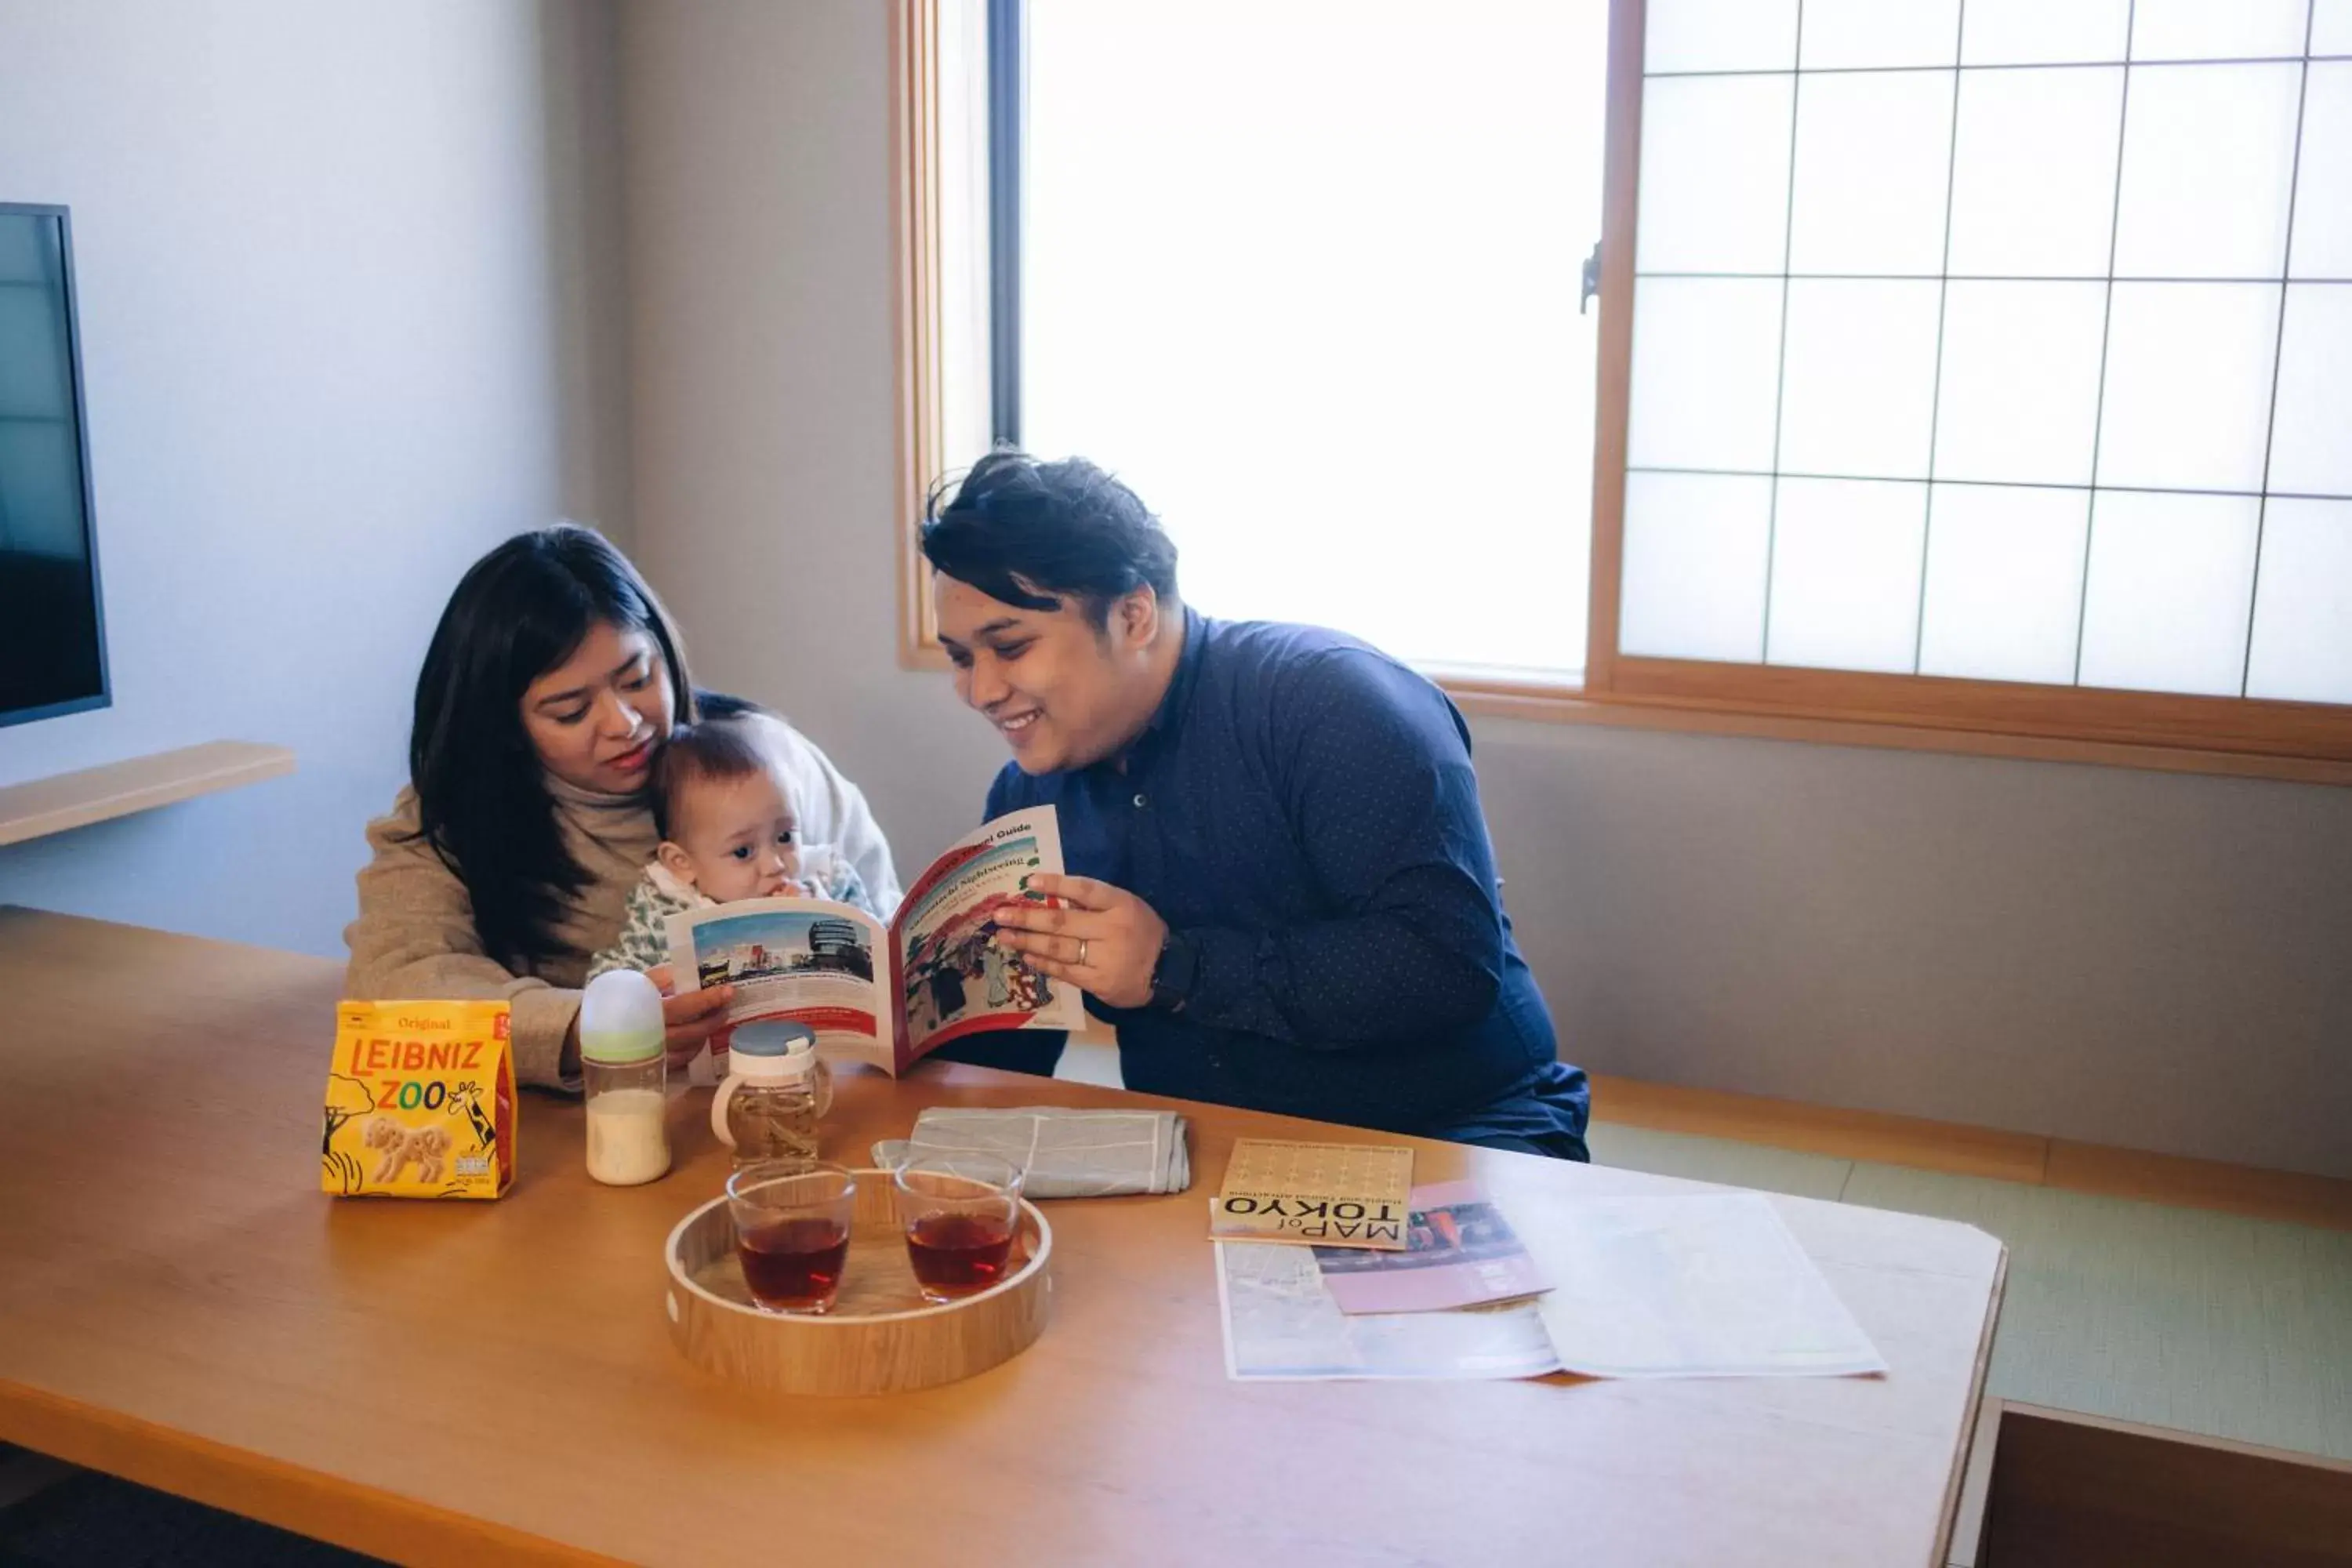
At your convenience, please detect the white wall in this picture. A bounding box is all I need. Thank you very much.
[619,0,2352,1179]
[0,0,630,953]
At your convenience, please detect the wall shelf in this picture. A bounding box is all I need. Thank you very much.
[0,741,294,848]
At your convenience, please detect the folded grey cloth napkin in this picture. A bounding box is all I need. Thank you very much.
[873,1106,1192,1199]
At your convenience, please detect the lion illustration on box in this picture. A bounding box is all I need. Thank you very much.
[364,1116,452,1185]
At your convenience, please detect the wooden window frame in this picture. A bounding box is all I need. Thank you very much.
[891,0,952,673]
[890,0,2352,785]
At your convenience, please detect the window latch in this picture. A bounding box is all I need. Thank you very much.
[1580,241,1602,316]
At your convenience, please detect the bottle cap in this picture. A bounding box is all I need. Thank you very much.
[579,970,666,1065]
[729,1021,819,1082]
[731,1022,817,1057]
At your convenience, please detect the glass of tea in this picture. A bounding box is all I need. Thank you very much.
[891,1152,1026,1304]
[726,1160,856,1315]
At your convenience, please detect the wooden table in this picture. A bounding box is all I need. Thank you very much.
[0,909,2005,1566]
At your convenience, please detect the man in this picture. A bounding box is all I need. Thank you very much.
[926,452,1589,1159]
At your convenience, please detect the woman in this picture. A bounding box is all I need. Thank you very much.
[343,524,899,1089]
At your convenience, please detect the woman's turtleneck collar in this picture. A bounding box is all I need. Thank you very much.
[543,770,648,818]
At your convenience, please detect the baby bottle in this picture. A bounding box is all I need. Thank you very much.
[580,969,671,1186]
[711,1021,833,1166]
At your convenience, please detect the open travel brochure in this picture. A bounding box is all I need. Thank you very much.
[1217,1190,1886,1382]
[664,806,1084,1075]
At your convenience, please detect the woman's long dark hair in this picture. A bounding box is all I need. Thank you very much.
[408,524,693,970]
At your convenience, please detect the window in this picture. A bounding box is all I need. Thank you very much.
[900,0,1613,678]
[894,0,2352,782]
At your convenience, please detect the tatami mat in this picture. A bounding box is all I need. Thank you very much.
[1838,1162,2352,1463]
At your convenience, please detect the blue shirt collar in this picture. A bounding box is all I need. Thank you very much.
[1112,604,1208,768]
[1148,606,1208,731]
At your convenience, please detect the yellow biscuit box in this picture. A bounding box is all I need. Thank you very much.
[322,1000,517,1199]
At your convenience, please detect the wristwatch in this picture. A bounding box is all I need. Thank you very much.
[1149,928,1198,1014]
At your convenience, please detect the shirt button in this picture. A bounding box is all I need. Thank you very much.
[1133,793,1149,809]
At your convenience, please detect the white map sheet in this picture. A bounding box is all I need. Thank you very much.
[1216,1191,1886,1382]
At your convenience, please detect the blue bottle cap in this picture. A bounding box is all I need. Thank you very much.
[731,1021,818,1058]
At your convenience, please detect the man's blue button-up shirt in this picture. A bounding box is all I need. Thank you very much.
[956,611,1588,1156]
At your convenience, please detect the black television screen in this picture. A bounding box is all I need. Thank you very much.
[0,203,107,726]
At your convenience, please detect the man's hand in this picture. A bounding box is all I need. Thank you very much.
[991,874,1168,1010]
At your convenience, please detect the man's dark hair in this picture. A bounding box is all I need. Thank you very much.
[919,451,1178,623]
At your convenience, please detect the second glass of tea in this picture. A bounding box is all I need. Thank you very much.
[728,1160,856,1315]
[891,1152,1025,1303]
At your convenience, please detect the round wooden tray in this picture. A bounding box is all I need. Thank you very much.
[664,1167,1053,1396]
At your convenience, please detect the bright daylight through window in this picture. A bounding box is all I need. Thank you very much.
[1624,0,2352,703]
[936,0,1612,681]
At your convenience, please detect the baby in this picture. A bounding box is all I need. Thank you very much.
[588,715,877,981]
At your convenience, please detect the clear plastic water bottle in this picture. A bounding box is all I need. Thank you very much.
[579,970,670,1186]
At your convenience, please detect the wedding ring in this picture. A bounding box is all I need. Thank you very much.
[1076,938,1090,967]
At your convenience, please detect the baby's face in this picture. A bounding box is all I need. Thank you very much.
[670,768,804,902]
